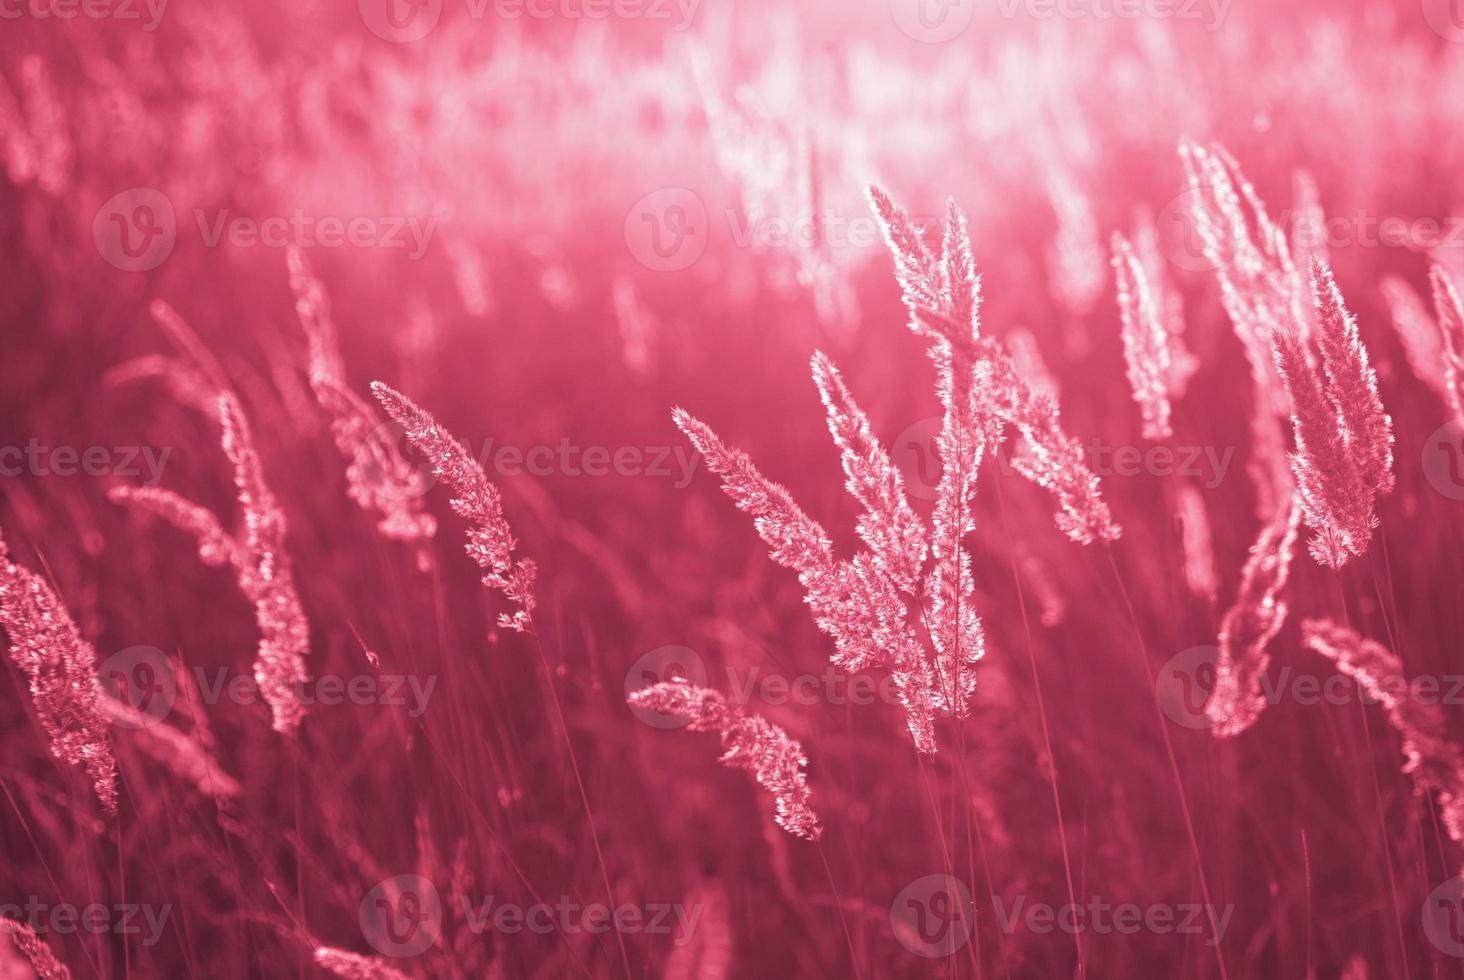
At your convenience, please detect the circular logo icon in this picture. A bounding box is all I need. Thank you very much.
[889,0,974,42]
[359,0,442,42]
[889,417,943,501]
[1424,876,1464,957]
[359,417,438,503]
[1423,420,1464,501]
[98,645,176,729]
[890,874,975,958]
[624,645,709,729]
[1422,0,1464,43]
[93,188,175,272]
[1154,189,1218,274]
[360,875,442,958]
[1155,645,1220,729]
[624,188,709,273]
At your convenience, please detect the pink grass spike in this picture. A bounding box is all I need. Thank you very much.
[1180,142,1299,520]
[313,947,411,980]
[1173,484,1219,604]
[0,919,72,980]
[0,529,118,815]
[1112,232,1177,440]
[866,184,1120,545]
[371,382,536,634]
[628,681,822,841]
[110,392,311,735]
[286,248,438,549]
[1272,259,1394,569]
[810,351,927,593]
[1431,264,1464,422]
[1303,619,1464,847]
[1204,497,1301,737]
[672,407,939,752]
